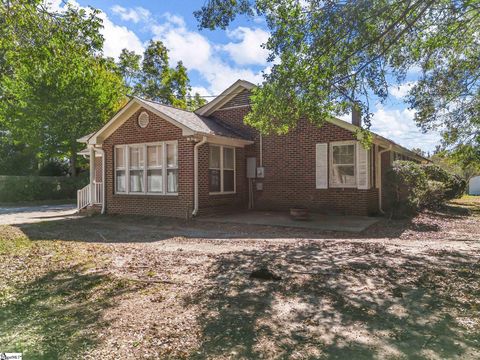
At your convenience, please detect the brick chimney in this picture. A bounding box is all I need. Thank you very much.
[352,104,362,127]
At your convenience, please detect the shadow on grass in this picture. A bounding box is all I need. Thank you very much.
[13,210,455,244]
[0,265,134,359]
[188,242,480,359]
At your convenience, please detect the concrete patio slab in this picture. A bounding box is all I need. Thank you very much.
[198,211,380,233]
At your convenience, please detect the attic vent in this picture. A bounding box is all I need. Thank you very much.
[138,111,150,128]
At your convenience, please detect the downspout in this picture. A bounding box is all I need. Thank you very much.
[89,146,95,206]
[93,147,106,214]
[192,136,208,217]
[377,144,392,214]
[259,134,263,167]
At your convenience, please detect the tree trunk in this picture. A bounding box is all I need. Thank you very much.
[70,148,77,177]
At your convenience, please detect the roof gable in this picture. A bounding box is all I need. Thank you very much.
[195,79,255,116]
[80,97,252,146]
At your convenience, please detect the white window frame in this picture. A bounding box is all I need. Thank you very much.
[209,145,236,195]
[329,140,357,188]
[114,141,178,196]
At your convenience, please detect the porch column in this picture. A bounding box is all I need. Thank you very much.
[89,146,95,205]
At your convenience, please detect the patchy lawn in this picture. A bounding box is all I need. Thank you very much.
[1,196,480,359]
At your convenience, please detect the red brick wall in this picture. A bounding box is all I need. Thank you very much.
[197,145,247,215]
[102,108,194,218]
[210,110,380,216]
[94,156,102,183]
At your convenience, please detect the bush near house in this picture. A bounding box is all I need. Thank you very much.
[386,161,467,217]
[0,176,88,203]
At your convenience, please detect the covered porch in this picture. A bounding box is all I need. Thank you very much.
[77,145,104,212]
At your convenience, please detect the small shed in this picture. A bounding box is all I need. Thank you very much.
[469,176,480,195]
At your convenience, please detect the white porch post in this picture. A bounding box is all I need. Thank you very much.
[89,146,95,205]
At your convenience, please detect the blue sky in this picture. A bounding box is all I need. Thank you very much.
[50,0,441,153]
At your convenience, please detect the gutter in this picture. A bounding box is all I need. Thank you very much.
[192,136,208,217]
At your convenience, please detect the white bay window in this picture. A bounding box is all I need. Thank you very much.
[115,141,178,195]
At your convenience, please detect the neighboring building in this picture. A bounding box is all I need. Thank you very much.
[469,176,480,195]
[77,79,426,218]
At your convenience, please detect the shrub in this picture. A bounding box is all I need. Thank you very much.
[0,176,88,203]
[422,164,466,199]
[386,160,466,217]
[38,160,69,176]
[386,161,428,216]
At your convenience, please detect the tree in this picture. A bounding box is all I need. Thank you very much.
[0,1,127,175]
[194,0,480,152]
[117,49,141,93]
[187,92,208,111]
[119,41,207,110]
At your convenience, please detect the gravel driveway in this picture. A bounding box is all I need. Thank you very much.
[0,204,79,225]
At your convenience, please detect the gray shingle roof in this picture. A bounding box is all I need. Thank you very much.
[136,97,250,140]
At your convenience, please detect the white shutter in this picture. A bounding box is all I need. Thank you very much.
[316,143,328,189]
[356,143,370,189]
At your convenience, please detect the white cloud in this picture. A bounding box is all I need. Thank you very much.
[223,27,270,66]
[44,0,144,59]
[98,12,145,58]
[191,86,212,97]
[338,104,440,152]
[390,81,416,99]
[151,15,265,94]
[371,104,440,152]
[111,5,150,23]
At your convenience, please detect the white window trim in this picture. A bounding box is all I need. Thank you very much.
[329,140,357,188]
[209,145,236,195]
[114,141,178,196]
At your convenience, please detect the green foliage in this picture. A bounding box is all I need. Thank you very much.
[38,160,69,177]
[117,41,205,110]
[0,133,37,175]
[386,161,467,217]
[0,176,87,202]
[0,1,127,175]
[195,0,480,153]
[386,161,428,216]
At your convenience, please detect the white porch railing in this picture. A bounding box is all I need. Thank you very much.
[77,184,91,210]
[93,182,103,204]
[77,182,103,210]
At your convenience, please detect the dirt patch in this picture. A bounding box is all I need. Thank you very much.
[1,197,480,359]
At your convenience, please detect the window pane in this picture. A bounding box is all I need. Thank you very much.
[116,147,125,168]
[167,169,178,193]
[223,147,234,169]
[147,169,162,192]
[129,147,144,168]
[333,145,354,165]
[209,146,220,168]
[129,170,144,192]
[167,143,177,168]
[209,169,220,192]
[223,169,234,192]
[147,145,162,167]
[116,170,125,192]
[332,165,355,186]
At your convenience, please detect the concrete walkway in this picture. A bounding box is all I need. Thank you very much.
[198,211,380,233]
[0,204,79,225]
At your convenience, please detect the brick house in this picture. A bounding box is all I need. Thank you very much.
[77,79,425,218]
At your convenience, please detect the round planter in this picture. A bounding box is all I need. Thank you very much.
[290,207,310,221]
